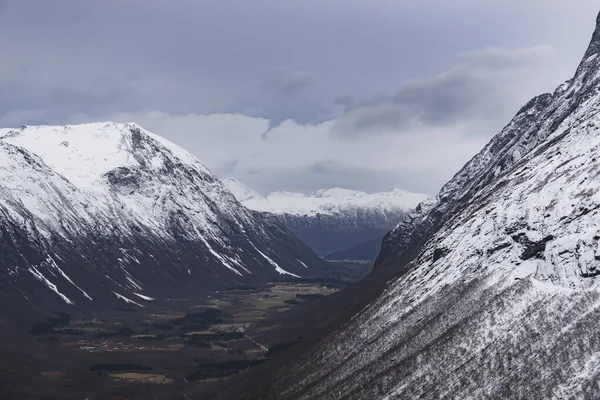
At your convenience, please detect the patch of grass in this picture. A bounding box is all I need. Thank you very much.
[188,332,244,341]
[110,373,172,384]
[90,363,152,372]
[232,310,266,319]
[96,325,134,338]
[296,293,325,302]
[53,328,87,335]
[186,359,267,381]
[171,309,224,326]
[40,371,67,380]
[208,299,232,307]
[184,330,213,336]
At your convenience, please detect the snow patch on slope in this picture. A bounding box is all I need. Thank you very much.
[113,292,144,307]
[29,266,73,305]
[133,292,155,301]
[252,245,300,278]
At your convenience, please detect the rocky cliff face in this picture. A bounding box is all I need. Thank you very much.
[224,178,428,260]
[255,11,600,400]
[0,123,324,317]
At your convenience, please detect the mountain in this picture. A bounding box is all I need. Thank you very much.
[223,178,428,260]
[211,11,600,400]
[0,122,325,319]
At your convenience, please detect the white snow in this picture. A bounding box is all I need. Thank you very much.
[113,292,144,307]
[29,266,74,305]
[0,123,132,189]
[46,256,93,301]
[133,292,155,301]
[253,245,300,278]
[223,178,429,217]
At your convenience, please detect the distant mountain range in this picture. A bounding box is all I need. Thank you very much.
[224,178,429,261]
[0,122,326,318]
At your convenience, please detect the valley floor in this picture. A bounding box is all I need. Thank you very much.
[0,280,353,400]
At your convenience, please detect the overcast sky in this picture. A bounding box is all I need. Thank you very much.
[2,1,600,195]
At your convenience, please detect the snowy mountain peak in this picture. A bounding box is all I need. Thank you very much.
[310,188,366,199]
[0,122,213,190]
[0,122,325,311]
[224,179,430,258]
[223,180,429,217]
[223,177,265,203]
[269,191,307,199]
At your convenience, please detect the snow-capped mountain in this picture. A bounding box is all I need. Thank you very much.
[224,178,428,260]
[239,11,600,400]
[224,178,427,217]
[0,122,324,315]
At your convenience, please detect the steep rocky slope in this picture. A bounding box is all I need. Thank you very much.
[0,123,324,319]
[217,11,600,400]
[224,178,428,260]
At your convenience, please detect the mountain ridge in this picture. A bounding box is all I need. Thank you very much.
[0,122,325,317]
[224,177,428,259]
[223,177,428,217]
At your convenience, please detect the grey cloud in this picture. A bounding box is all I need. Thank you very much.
[49,76,131,110]
[263,68,317,97]
[0,73,135,124]
[310,161,336,175]
[334,46,555,136]
[216,159,241,176]
[333,95,354,107]
[0,1,590,131]
[457,46,556,69]
[239,164,439,196]
[0,0,597,195]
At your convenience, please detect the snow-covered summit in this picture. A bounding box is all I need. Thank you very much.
[2,122,211,189]
[311,188,365,199]
[223,178,429,218]
[222,177,264,203]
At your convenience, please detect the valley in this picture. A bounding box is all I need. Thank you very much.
[0,121,376,400]
[4,3,599,400]
[3,280,345,399]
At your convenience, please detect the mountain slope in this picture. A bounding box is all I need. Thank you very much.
[323,236,384,263]
[216,11,600,400]
[224,178,428,259]
[0,123,325,318]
